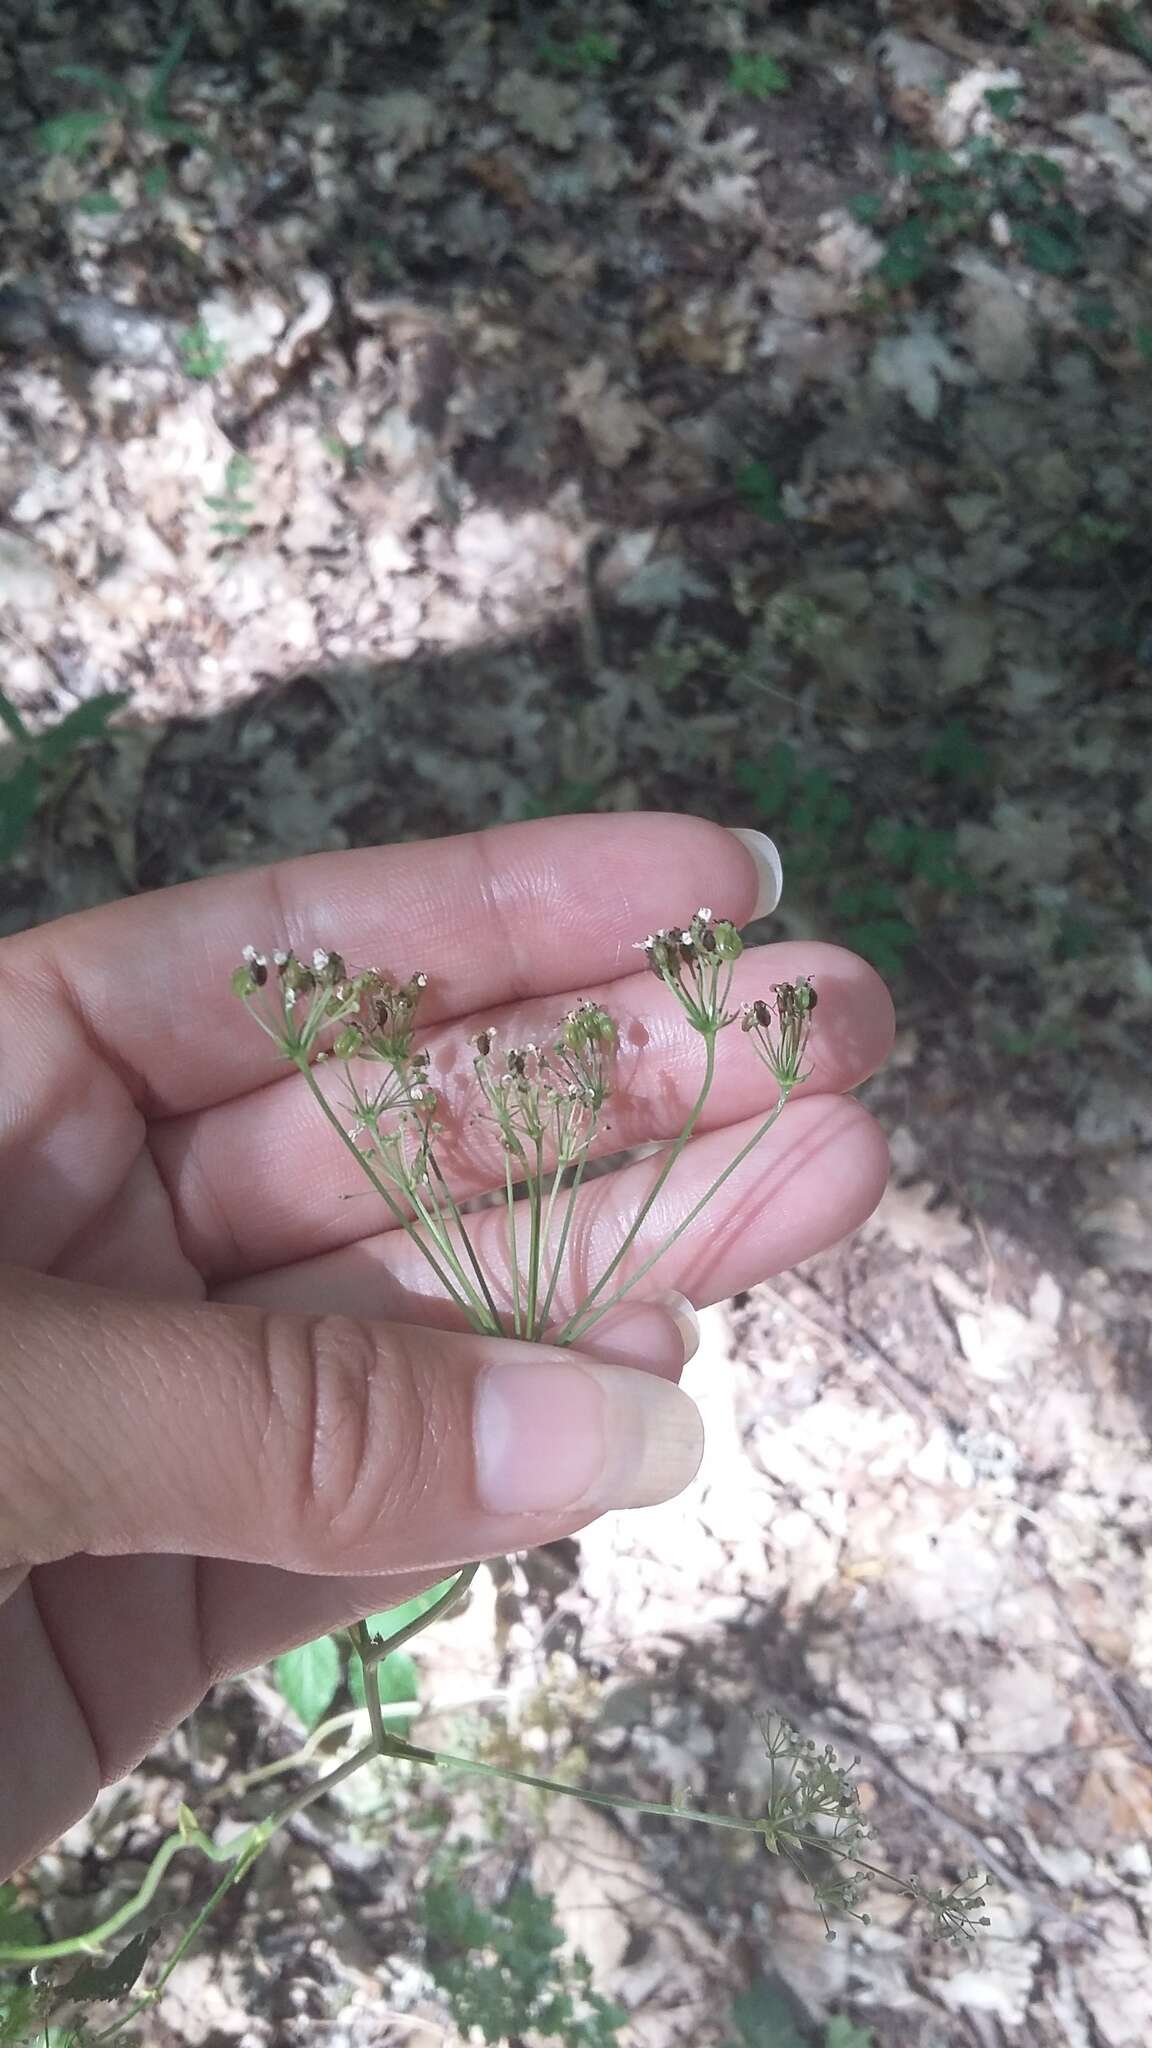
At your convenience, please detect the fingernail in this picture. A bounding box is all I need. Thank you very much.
[652,1289,700,1362]
[474,1358,703,1516]
[728,828,783,918]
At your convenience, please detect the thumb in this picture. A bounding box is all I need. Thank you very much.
[1,1266,703,1576]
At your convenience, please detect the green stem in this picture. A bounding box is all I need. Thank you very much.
[357,1562,480,1669]
[90,1847,259,2042]
[294,1058,476,1321]
[525,1132,545,1339]
[352,1621,387,1753]
[554,1034,718,1345]
[505,1147,523,1338]
[562,1083,793,1344]
[535,1150,587,1338]
[0,1826,244,1965]
[425,1154,503,1333]
[402,1168,499,1332]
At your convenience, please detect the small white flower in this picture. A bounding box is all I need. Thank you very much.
[697,906,713,921]
[312,947,330,973]
[241,944,264,967]
[681,930,694,946]
[284,987,298,1011]
[272,949,289,967]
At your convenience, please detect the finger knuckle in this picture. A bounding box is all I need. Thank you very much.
[266,1312,438,1559]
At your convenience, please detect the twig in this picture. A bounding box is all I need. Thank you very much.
[1035,1564,1152,1773]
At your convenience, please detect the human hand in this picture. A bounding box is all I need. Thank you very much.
[0,814,892,1873]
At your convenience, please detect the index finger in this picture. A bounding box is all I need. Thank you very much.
[4,816,778,1117]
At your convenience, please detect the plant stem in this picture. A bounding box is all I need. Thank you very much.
[525,1132,545,1338]
[535,1149,588,1337]
[562,1083,794,1343]
[0,1826,245,1965]
[90,1846,259,2042]
[425,1154,503,1332]
[554,1033,718,1344]
[294,1057,477,1322]
[357,1563,481,1669]
[505,1148,523,1337]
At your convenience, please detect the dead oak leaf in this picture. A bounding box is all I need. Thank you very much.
[561,359,652,469]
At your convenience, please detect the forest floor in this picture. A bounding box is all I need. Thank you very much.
[1,0,1151,2043]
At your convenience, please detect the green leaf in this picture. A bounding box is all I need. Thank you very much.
[39,110,110,156]
[878,217,931,287]
[0,1979,45,2047]
[920,717,989,787]
[1113,5,1152,66]
[537,31,620,75]
[734,461,785,521]
[728,52,791,97]
[0,1882,41,1949]
[518,779,603,820]
[60,1928,159,2003]
[75,191,122,215]
[845,917,916,978]
[983,86,1020,118]
[54,62,123,92]
[0,690,29,743]
[825,2021,873,2048]
[725,1975,808,2048]
[0,761,42,863]
[144,25,193,117]
[848,192,883,223]
[142,163,169,199]
[274,1634,341,1727]
[1014,219,1081,276]
[34,691,127,766]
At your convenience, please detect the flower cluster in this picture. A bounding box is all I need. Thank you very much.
[741,977,817,1087]
[637,907,744,1033]
[231,945,364,1058]
[472,1002,616,1163]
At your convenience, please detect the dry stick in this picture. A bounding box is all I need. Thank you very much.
[1036,1563,1152,1772]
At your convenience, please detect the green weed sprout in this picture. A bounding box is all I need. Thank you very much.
[0,921,989,2026]
[38,27,209,208]
[728,51,790,98]
[177,319,228,381]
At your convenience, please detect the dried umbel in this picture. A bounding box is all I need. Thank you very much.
[229,916,820,1348]
[741,976,817,1087]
